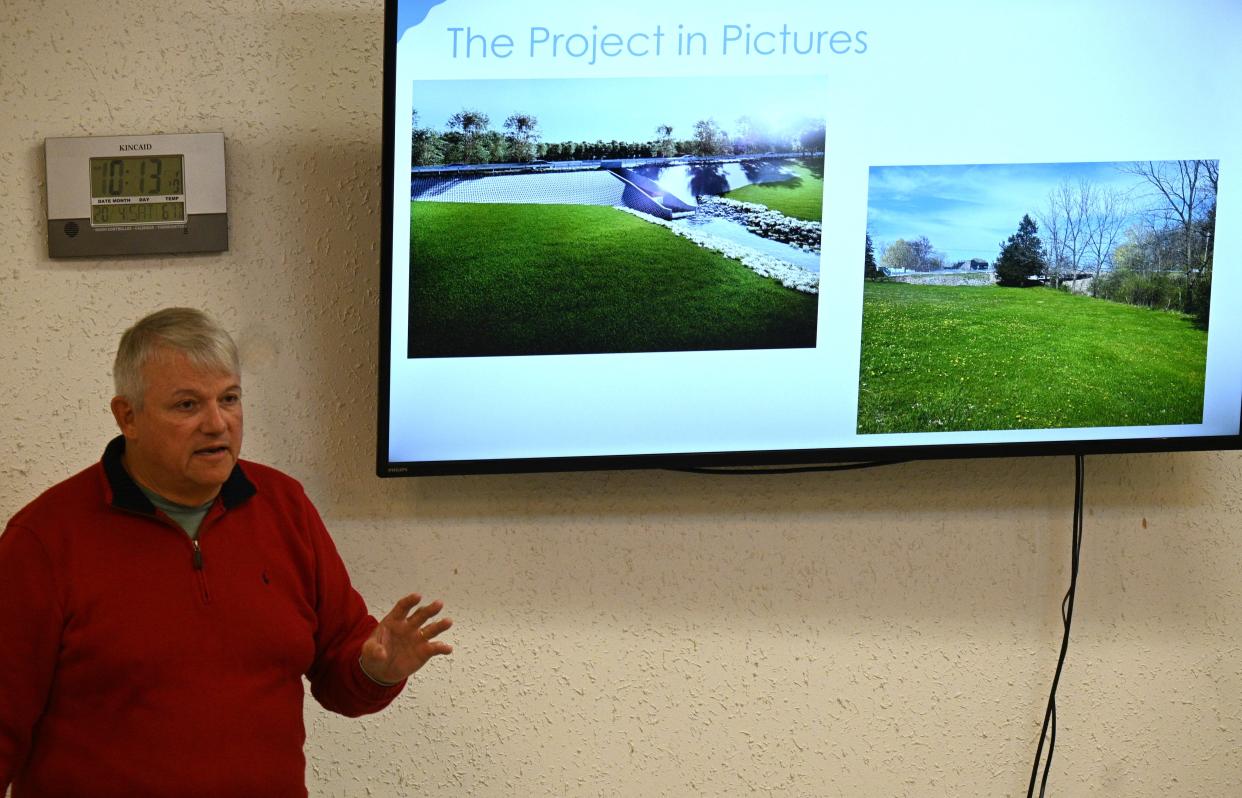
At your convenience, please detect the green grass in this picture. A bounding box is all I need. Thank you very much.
[723,161,824,222]
[408,202,818,357]
[857,282,1208,434]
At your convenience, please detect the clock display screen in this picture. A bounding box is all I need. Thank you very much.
[91,202,186,225]
[88,155,186,226]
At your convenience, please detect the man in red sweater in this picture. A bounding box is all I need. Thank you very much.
[0,308,452,797]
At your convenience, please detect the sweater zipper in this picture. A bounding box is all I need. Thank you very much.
[116,504,215,603]
[191,537,211,603]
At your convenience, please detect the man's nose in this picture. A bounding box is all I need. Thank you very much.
[200,401,228,432]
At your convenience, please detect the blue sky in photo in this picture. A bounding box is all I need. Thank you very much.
[412,75,827,144]
[867,161,1155,266]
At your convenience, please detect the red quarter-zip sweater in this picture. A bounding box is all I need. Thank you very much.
[0,437,405,797]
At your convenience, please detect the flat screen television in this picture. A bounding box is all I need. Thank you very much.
[379,0,1241,476]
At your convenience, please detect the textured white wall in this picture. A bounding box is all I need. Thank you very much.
[2,2,1241,796]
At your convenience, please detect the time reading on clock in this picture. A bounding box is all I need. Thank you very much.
[88,154,186,227]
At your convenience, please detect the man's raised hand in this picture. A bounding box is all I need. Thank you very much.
[360,593,453,685]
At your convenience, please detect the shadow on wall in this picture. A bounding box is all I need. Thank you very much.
[385,450,1229,522]
[334,451,1239,629]
[231,7,386,505]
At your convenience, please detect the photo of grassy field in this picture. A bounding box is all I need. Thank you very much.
[857,282,1207,433]
[409,203,818,357]
[860,159,1217,434]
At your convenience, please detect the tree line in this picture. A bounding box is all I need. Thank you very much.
[866,160,1218,325]
[869,234,989,274]
[411,109,826,166]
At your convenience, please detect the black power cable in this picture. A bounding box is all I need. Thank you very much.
[670,459,910,475]
[1027,453,1086,797]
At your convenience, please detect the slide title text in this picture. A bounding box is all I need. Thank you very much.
[446,24,869,65]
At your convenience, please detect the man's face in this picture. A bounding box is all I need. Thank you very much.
[111,348,243,506]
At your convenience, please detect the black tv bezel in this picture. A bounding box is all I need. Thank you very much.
[376,0,1242,478]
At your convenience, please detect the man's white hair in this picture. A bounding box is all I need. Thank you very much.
[113,308,239,408]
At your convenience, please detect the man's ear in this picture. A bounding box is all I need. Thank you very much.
[111,396,137,438]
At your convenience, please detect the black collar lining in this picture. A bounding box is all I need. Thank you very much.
[102,435,256,513]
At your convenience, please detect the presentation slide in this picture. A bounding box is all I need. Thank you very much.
[382,0,1241,468]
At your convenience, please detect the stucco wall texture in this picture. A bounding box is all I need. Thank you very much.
[2,2,1240,796]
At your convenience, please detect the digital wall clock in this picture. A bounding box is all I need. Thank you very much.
[45,132,227,257]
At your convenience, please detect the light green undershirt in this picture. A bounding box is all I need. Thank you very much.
[138,484,213,540]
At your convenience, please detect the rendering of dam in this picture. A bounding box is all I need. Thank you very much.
[411,153,824,291]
